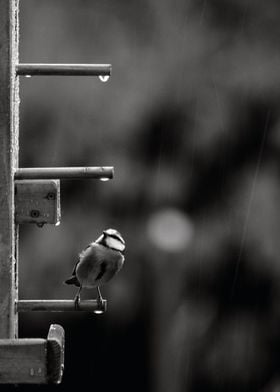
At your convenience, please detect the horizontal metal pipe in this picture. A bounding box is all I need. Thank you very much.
[16,300,107,313]
[16,63,112,76]
[15,167,114,180]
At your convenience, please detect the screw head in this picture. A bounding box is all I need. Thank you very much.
[30,209,40,218]
[46,192,56,200]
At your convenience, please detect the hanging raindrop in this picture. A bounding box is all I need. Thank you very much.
[25,75,32,78]
[99,75,110,83]
[99,177,110,182]
[93,309,104,315]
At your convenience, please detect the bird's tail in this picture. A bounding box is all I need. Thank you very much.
[64,276,80,287]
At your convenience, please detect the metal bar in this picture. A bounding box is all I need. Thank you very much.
[17,300,107,313]
[0,0,19,339]
[16,63,112,76]
[15,166,114,180]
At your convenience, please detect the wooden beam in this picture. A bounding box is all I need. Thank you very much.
[0,324,65,384]
[15,180,61,226]
[0,0,19,338]
[0,339,47,383]
[47,324,65,384]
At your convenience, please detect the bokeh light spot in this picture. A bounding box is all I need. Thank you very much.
[147,208,194,252]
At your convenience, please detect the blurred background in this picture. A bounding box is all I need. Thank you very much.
[5,0,280,390]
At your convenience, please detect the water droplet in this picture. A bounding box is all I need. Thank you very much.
[30,368,35,377]
[99,177,110,182]
[99,75,110,83]
[55,221,61,226]
[94,309,104,315]
[25,75,32,78]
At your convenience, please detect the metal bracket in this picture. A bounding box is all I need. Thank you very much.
[15,180,60,226]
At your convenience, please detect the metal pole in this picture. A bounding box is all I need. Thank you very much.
[16,63,112,77]
[17,300,107,313]
[15,166,114,180]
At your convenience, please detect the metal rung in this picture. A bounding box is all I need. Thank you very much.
[16,63,112,76]
[17,300,107,314]
[15,167,114,180]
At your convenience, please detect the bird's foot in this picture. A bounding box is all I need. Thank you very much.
[97,296,104,309]
[74,294,80,310]
[94,287,105,314]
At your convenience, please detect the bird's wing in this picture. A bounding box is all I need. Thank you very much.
[95,261,107,281]
[71,260,79,276]
[72,242,92,275]
[91,246,124,283]
[76,243,124,287]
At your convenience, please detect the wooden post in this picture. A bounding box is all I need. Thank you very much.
[0,0,19,338]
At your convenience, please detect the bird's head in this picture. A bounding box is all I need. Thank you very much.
[96,228,125,253]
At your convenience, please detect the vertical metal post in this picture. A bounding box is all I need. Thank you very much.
[0,0,19,338]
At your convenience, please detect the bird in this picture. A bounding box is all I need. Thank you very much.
[64,228,125,310]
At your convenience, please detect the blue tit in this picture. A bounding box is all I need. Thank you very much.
[64,228,125,309]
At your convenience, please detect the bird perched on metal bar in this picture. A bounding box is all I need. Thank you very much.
[64,228,125,310]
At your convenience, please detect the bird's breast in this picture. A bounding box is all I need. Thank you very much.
[76,244,124,288]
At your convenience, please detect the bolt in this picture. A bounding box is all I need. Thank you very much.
[30,209,40,218]
[46,192,56,200]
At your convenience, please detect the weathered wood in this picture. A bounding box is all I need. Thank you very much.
[15,166,114,180]
[15,180,61,225]
[16,63,112,76]
[47,324,65,384]
[0,339,47,383]
[0,0,19,338]
[17,299,107,313]
[0,324,65,384]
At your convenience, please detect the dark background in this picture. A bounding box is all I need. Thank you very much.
[5,0,280,391]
